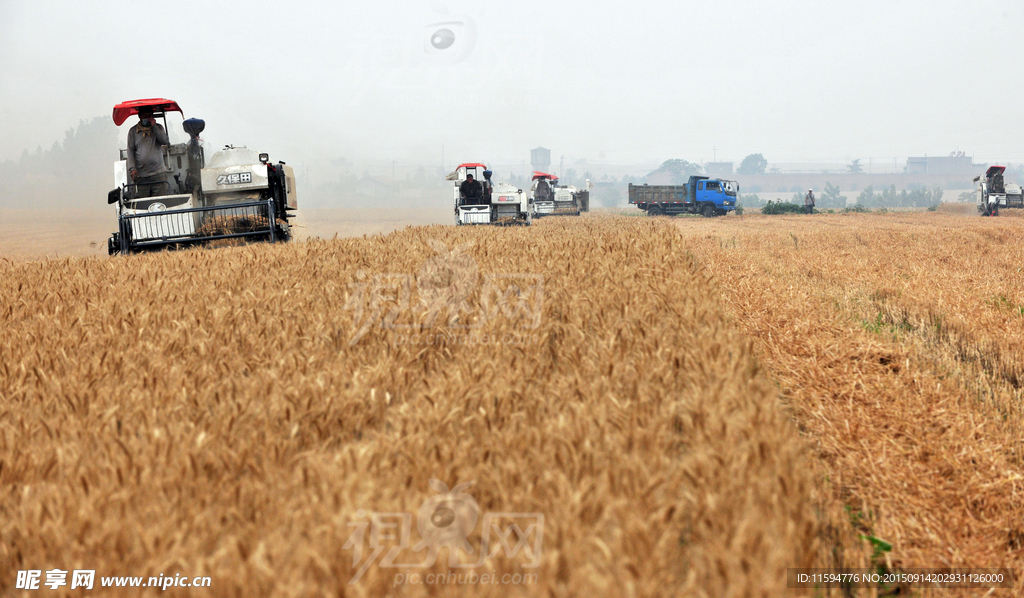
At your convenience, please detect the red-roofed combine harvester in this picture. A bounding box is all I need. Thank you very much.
[975,166,1023,216]
[529,171,591,217]
[448,163,532,226]
[106,98,297,255]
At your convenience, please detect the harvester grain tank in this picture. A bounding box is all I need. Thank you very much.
[975,165,1023,216]
[628,175,738,217]
[450,163,531,225]
[106,98,297,254]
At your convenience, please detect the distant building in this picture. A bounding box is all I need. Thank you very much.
[905,152,980,175]
[706,162,733,176]
[531,147,551,173]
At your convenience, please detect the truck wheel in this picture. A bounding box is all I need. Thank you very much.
[648,205,664,217]
[701,204,715,218]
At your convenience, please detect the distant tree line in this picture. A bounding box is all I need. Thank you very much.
[855,185,943,208]
[0,117,119,208]
[741,181,943,211]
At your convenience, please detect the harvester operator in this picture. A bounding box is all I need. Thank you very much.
[126,107,170,198]
[991,171,1005,194]
[536,178,552,202]
[460,174,483,204]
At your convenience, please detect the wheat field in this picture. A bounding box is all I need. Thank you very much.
[677,208,1024,596]
[4,207,1023,596]
[0,215,834,597]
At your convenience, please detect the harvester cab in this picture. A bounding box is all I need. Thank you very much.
[449,163,531,226]
[106,98,297,255]
[530,172,590,217]
[975,165,1023,216]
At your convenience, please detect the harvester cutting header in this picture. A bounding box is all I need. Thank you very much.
[106,98,297,255]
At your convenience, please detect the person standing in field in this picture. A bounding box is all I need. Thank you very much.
[805,188,815,214]
[126,106,170,198]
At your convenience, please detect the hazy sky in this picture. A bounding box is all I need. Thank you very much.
[2,0,1023,169]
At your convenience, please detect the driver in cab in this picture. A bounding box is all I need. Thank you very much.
[126,106,170,197]
[535,177,552,202]
[460,173,483,204]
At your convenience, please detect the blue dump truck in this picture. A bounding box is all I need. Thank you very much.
[628,176,739,217]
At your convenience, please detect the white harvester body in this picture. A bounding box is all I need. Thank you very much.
[106,99,297,254]
[976,165,1024,216]
[449,163,531,226]
[529,172,591,217]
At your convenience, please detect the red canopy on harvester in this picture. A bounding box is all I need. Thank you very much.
[986,165,1006,177]
[457,163,487,169]
[532,171,556,181]
[112,98,183,126]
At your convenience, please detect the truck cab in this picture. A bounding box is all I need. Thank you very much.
[628,175,738,217]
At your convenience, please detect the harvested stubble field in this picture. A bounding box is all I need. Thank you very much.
[676,207,1024,597]
[0,215,828,597]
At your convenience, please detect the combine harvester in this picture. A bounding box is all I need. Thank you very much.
[449,163,531,226]
[975,166,1023,216]
[106,98,297,255]
[529,172,591,217]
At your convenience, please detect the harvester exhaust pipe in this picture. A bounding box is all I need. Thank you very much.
[183,118,206,193]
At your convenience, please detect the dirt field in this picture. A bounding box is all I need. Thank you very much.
[1,207,1022,595]
[0,208,451,261]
